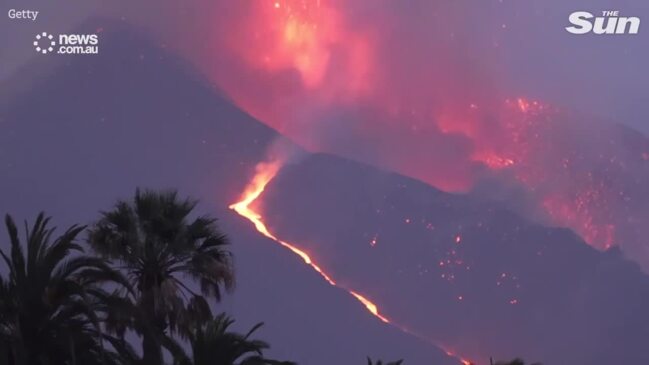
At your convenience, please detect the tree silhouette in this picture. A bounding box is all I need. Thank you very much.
[494,358,542,365]
[366,357,403,365]
[0,213,127,365]
[172,313,295,365]
[88,189,234,365]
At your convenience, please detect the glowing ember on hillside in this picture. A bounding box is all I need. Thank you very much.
[230,160,473,365]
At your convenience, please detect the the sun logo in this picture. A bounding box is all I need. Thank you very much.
[566,11,641,35]
[34,32,56,54]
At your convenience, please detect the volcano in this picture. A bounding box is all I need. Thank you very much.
[183,0,649,273]
[2,18,649,365]
[0,22,463,364]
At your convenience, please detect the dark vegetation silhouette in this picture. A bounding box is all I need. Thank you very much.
[0,189,534,365]
[493,359,542,365]
[0,214,129,365]
[367,358,403,365]
[172,313,295,365]
[87,189,234,365]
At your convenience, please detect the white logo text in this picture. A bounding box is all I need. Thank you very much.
[566,11,640,35]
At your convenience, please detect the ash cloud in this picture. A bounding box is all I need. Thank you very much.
[135,0,649,268]
[98,1,649,265]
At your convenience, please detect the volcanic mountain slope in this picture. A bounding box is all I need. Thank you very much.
[260,153,649,365]
[222,213,462,365]
[0,21,279,216]
[0,22,461,365]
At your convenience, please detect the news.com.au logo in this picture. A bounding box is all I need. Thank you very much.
[33,32,99,55]
[566,11,641,35]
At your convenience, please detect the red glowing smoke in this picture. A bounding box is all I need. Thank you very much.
[161,0,649,266]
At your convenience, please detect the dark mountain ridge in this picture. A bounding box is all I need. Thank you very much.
[261,153,649,364]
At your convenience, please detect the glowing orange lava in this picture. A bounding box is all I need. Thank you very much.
[445,350,473,365]
[236,0,372,96]
[229,161,337,286]
[230,160,472,365]
[349,290,389,323]
[202,1,625,256]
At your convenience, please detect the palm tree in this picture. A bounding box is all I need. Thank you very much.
[493,359,541,365]
[172,313,295,365]
[366,358,403,365]
[0,213,127,365]
[87,189,234,365]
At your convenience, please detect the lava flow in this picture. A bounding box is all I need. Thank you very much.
[229,160,472,365]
